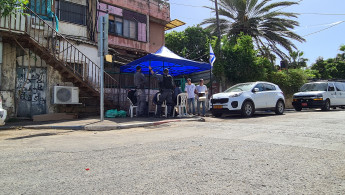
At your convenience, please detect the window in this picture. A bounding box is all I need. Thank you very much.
[115,18,123,36]
[123,19,129,38]
[109,20,115,34]
[56,0,86,25]
[30,0,50,16]
[328,83,335,91]
[254,84,265,92]
[264,84,276,91]
[109,17,123,36]
[335,82,345,91]
[129,21,137,39]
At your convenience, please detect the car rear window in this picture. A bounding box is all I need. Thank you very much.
[264,84,276,91]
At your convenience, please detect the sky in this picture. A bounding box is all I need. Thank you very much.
[168,0,345,66]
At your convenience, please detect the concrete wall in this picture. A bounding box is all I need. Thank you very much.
[58,22,88,38]
[100,0,170,22]
[149,21,165,53]
[0,43,65,118]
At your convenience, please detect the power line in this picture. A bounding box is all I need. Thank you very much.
[302,20,345,37]
[298,12,345,16]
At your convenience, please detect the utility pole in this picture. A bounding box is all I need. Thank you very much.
[98,14,109,121]
[215,0,222,52]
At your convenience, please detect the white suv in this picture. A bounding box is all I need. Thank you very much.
[292,81,345,111]
[210,81,285,117]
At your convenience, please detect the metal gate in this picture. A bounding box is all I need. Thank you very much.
[16,67,47,117]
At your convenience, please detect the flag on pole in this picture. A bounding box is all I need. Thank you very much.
[209,44,216,67]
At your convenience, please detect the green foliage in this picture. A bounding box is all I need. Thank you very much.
[216,34,273,83]
[311,45,345,79]
[268,69,308,96]
[288,50,308,69]
[165,26,214,62]
[0,0,28,17]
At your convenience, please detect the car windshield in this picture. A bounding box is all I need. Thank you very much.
[224,83,255,92]
[300,83,328,92]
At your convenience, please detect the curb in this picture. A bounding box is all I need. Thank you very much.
[3,117,205,131]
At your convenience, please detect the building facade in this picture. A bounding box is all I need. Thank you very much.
[0,0,170,119]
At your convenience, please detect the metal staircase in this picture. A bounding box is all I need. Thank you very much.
[0,7,120,114]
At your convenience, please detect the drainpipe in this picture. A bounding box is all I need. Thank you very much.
[0,36,2,87]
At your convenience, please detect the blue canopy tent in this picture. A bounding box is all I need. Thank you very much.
[120,46,211,116]
[120,46,211,76]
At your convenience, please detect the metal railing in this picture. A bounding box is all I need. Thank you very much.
[0,7,120,106]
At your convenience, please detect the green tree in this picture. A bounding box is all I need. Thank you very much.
[165,26,214,62]
[218,34,272,83]
[0,0,28,17]
[201,0,305,59]
[311,45,345,80]
[288,50,308,69]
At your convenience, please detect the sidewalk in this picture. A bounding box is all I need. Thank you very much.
[0,116,205,131]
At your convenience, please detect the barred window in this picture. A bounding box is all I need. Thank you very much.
[56,0,86,25]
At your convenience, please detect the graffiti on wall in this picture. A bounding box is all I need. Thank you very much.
[16,68,47,117]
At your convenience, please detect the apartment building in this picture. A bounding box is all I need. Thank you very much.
[0,0,170,118]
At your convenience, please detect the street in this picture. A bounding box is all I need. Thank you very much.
[1,110,345,194]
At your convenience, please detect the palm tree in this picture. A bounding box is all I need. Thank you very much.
[288,50,308,69]
[201,0,305,59]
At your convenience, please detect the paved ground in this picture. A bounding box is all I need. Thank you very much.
[1,109,345,194]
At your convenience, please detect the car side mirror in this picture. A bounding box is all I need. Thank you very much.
[253,88,259,93]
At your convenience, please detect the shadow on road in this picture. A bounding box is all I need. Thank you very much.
[6,133,58,140]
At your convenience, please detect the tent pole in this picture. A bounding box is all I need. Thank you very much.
[210,68,212,97]
[148,61,151,117]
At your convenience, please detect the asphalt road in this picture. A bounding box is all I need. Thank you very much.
[1,109,345,194]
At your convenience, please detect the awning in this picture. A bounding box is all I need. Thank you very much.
[164,19,186,31]
[120,46,211,76]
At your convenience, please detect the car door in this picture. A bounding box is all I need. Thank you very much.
[251,83,267,109]
[264,83,277,108]
[335,82,345,105]
[327,82,337,106]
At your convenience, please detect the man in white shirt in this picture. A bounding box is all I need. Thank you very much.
[196,79,208,116]
[185,78,196,115]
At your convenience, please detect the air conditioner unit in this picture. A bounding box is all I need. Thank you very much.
[53,86,79,104]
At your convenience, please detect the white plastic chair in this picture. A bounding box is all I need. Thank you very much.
[155,93,168,117]
[173,93,188,117]
[127,97,137,118]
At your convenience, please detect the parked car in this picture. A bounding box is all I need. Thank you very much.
[292,81,345,111]
[210,81,285,117]
[0,95,7,126]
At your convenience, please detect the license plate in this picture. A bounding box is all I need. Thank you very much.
[302,103,307,107]
[213,105,223,109]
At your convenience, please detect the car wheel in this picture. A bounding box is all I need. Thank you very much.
[294,106,302,111]
[241,101,254,117]
[212,112,222,117]
[275,100,285,115]
[321,99,330,111]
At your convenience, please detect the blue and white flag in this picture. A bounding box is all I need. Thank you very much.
[209,44,216,66]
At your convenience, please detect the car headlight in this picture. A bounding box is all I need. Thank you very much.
[313,94,323,101]
[229,92,242,97]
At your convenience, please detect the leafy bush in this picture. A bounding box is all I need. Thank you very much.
[268,69,308,96]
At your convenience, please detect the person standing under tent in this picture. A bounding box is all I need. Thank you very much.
[149,66,174,118]
[196,79,208,117]
[134,66,147,117]
[185,78,196,115]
